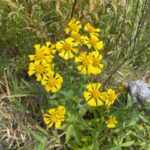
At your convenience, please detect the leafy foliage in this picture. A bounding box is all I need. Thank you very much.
[0,0,150,150]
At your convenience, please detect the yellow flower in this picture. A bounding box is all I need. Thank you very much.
[56,38,78,60]
[89,51,104,74]
[28,61,54,81]
[83,34,104,50]
[71,31,82,45]
[84,23,100,35]
[83,83,106,106]
[29,44,54,63]
[44,106,66,128]
[65,18,82,34]
[41,71,63,93]
[43,42,56,54]
[75,52,92,74]
[104,89,117,107]
[106,116,117,128]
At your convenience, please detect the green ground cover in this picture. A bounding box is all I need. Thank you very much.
[0,0,150,149]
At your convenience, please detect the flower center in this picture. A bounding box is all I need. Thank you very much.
[90,38,97,46]
[63,43,71,51]
[82,58,90,66]
[50,113,58,122]
[92,58,99,67]
[48,77,57,86]
[109,92,116,101]
[35,50,44,60]
[87,24,95,33]
[92,90,100,98]
[72,33,81,41]
[70,23,76,31]
[35,64,45,74]
[109,118,116,125]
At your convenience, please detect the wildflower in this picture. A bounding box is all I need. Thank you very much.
[71,31,82,45]
[75,52,92,74]
[104,89,117,107]
[83,83,106,106]
[29,44,54,63]
[106,116,117,128]
[83,34,104,50]
[65,18,82,34]
[41,71,63,93]
[44,106,66,128]
[84,23,100,35]
[56,38,78,60]
[89,51,104,74]
[28,61,54,81]
[43,42,56,55]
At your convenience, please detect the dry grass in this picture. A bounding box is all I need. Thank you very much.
[0,71,35,149]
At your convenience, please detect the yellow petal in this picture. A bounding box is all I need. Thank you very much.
[48,108,55,114]
[48,122,54,128]
[45,85,50,92]
[56,42,63,50]
[65,27,69,34]
[97,99,103,106]
[46,41,51,47]
[36,74,42,81]
[41,80,47,85]
[55,121,62,128]
[75,57,81,63]
[84,91,91,100]
[96,41,104,50]
[88,98,97,106]
[29,55,35,61]
[34,44,41,50]
[28,70,35,76]
[72,48,78,54]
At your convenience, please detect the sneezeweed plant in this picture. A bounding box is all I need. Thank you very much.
[28,18,118,131]
[43,106,66,129]
[106,116,118,128]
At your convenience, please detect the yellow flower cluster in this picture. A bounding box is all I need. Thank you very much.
[83,82,118,128]
[28,18,104,94]
[28,42,63,93]
[83,83,117,107]
[55,18,104,74]
[28,18,118,129]
[43,106,66,129]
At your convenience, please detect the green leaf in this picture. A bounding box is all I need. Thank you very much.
[127,94,133,107]
[127,110,139,126]
[37,142,46,150]
[65,90,74,98]
[26,127,47,146]
[65,124,75,143]
[139,114,149,123]
[122,141,134,147]
[35,124,49,136]
[59,90,74,98]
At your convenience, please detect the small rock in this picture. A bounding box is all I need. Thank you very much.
[127,80,150,105]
